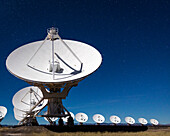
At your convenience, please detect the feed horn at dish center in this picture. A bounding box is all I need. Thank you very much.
[6,27,102,126]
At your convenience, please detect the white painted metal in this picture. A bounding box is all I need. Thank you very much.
[12,86,48,112]
[62,112,74,122]
[138,118,148,125]
[150,119,159,125]
[125,117,135,125]
[13,108,26,121]
[75,113,88,123]
[14,114,24,121]
[93,114,105,124]
[0,106,7,119]
[110,115,121,124]
[6,39,102,83]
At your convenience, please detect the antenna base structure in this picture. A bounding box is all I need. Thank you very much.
[21,80,81,126]
[22,117,39,126]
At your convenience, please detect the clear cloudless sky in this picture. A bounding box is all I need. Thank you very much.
[0,0,169,125]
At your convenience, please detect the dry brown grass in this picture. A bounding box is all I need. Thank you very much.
[32,131,170,136]
[33,127,170,136]
[0,126,170,136]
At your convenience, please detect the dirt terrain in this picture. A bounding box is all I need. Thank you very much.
[0,126,169,136]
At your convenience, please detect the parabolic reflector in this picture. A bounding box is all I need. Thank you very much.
[12,86,48,112]
[110,115,121,124]
[0,106,7,120]
[6,28,102,126]
[138,118,148,125]
[125,117,135,125]
[6,40,102,83]
[150,119,159,125]
[93,114,105,124]
[75,113,88,123]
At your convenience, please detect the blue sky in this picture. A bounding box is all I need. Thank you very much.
[0,0,169,125]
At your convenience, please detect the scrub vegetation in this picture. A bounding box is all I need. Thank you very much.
[0,126,169,136]
[32,131,170,136]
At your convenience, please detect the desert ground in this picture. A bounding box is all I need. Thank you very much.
[0,126,169,136]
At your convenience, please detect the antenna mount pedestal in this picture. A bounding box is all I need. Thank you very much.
[37,81,80,119]
[21,79,83,126]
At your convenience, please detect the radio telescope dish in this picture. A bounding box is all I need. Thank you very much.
[75,113,88,124]
[125,117,135,125]
[150,119,159,125]
[110,115,121,124]
[12,86,48,112]
[6,39,102,83]
[138,118,148,125]
[62,112,74,122]
[6,27,102,126]
[93,114,105,124]
[0,106,7,121]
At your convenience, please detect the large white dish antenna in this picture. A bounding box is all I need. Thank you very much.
[75,113,88,123]
[150,119,159,125]
[0,106,7,119]
[6,40,102,83]
[138,118,148,125]
[12,86,48,112]
[110,115,121,124]
[125,117,135,125]
[93,114,105,124]
[62,112,74,122]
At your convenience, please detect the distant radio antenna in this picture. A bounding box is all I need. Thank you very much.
[138,118,148,126]
[93,114,105,125]
[0,106,7,123]
[125,117,135,125]
[150,119,159,126]
[110,115,121,125]
[75,113,88,125]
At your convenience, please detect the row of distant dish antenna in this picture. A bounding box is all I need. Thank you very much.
[44,112,159,126]
[11,85,159,126]
[12,94,158,126]
[73,113,158,126]
[0,106,7,123]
